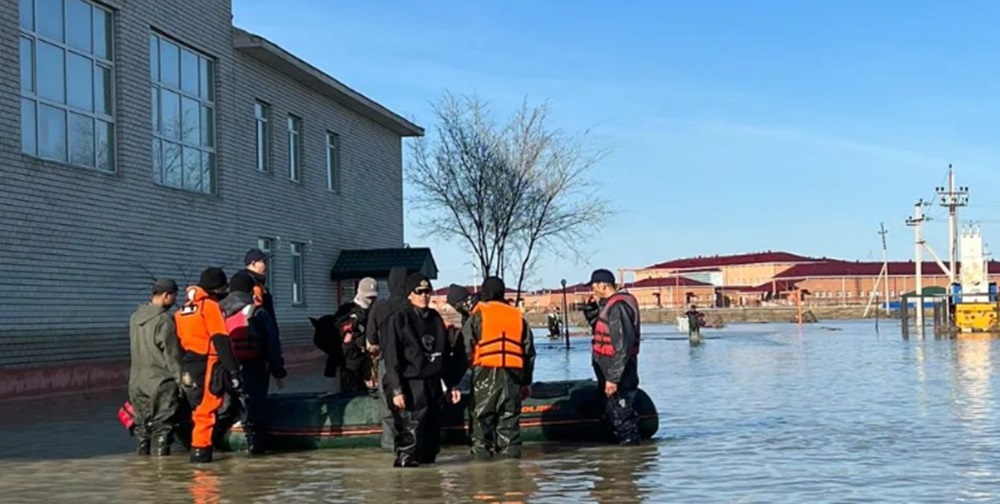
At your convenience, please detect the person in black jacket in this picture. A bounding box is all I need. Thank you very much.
[584,269,642,446]
[382,273,462,467]
[219,273,286,455]
[364,266,408,451]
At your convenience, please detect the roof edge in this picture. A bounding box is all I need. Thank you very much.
[232,28,424,137]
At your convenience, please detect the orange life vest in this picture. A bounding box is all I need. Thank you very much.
[252,284,265,308]
[591,292,640,358]
[471,301,525,369]
[176,286,230,356]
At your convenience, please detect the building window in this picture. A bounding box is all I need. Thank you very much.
[287,115,301,182]
[290,242,304,304]
[254,101,270,172]
[257,237,274,293]
[20,0,115,172]
[150,32,215,194]
[326,131,340,192]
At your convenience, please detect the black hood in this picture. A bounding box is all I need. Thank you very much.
[219,291,254,318]
[387,267,408,300]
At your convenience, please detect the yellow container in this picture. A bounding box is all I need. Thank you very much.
[954,303,1000,332]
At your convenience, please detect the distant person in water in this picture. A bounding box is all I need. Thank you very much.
[547,307,563,339]
[685,304,705,343]
[584,269,642,446]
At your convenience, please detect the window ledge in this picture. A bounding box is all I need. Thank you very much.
[152,181,221,200]
[22,154,117,177]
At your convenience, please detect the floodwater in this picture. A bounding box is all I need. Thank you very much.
[2,320,999,503]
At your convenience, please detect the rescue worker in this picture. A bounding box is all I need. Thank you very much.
[128,278,182,456]
[177,267,243,463]
[685,304,705,343]
[231,248,276,320]
[382,273,462,467]
[366,266,408,451]
[444,283,475,387]
[221,273,287,455]
[584,269,642,446]
[328,277,378,393]
[547,307,563,339]
[462,277,535,459]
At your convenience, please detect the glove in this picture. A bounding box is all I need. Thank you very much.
[583,301,601,327]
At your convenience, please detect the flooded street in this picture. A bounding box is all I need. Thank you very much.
[2,320,999,503]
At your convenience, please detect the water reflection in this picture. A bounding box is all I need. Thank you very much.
[5,323,1000,502]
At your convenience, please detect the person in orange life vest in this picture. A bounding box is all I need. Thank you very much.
[231,248,276,322]
[585,268,642,446]
[382,273,462,467]
[176,267,242,463]
[220,273,286,455]
[461,276,536,459]
[128,277,182,456]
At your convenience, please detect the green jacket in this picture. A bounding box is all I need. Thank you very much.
[128,303,182,396]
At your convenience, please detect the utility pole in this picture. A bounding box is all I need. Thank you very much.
[906,200,926,328]
[879,222,890,314]
[935,164,969,284]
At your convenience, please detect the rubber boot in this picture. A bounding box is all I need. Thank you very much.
[246,431,266,457]
[136,439,151,456]
[190,447,213,463]
[153,435,171,456]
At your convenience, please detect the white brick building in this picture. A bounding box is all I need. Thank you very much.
[1,0,424,370]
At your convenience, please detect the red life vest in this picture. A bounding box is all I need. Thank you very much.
[591,292,640,358]
[226,304,259,361]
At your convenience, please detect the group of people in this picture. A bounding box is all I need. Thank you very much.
[127,248,644,466]
[126,249,286,463]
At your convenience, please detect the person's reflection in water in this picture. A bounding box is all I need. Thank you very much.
[466,459,538,503]
[189,468,221,504]
[587,443,659,503]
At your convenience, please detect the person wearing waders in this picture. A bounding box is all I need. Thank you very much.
[462,277,536,459]
[583,269,642,446]
[382,273,462,467]
[685,304,705,344]
[365,266,408,451]
[128,278,182,456]
[547,307,563,339]
[220,273,286,455]
[176,268,243,463]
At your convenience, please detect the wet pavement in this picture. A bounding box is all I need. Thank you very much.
[1,320,999,503]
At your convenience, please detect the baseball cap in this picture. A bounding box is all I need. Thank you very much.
[357,277,378,298]
[587,269,616,286]
[152,278,178,295]
[244,248,269,265]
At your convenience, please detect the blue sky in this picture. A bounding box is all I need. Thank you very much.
[233,0,1000,290]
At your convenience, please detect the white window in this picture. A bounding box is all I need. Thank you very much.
[290,242,304,304]
[20,0,115,171]
[257,237,274,293]
[326,131,340,192]
[287,115,301,182]
[255,101,269,172]
[150,32,215,194]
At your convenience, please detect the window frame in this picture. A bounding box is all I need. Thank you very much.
[149,31,217,194]
[290,241,304,305]
[325,131,341,193]
[287,114,301,182]
[19,0,116,172]
[254,100,270,173]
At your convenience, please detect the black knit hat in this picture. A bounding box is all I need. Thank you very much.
[481,276,506,302]
[198,267,228,292]
[405,273,432,294]
[229,272,254,294]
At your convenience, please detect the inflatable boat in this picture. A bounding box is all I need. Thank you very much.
[222,379,659,451]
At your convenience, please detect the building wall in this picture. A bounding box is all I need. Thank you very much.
[634,262,802,286]
[0,0,406,368]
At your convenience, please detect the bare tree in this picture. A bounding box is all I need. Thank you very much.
[407,93,609,300]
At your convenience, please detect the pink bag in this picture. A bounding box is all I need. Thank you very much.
[118,401,136,431]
